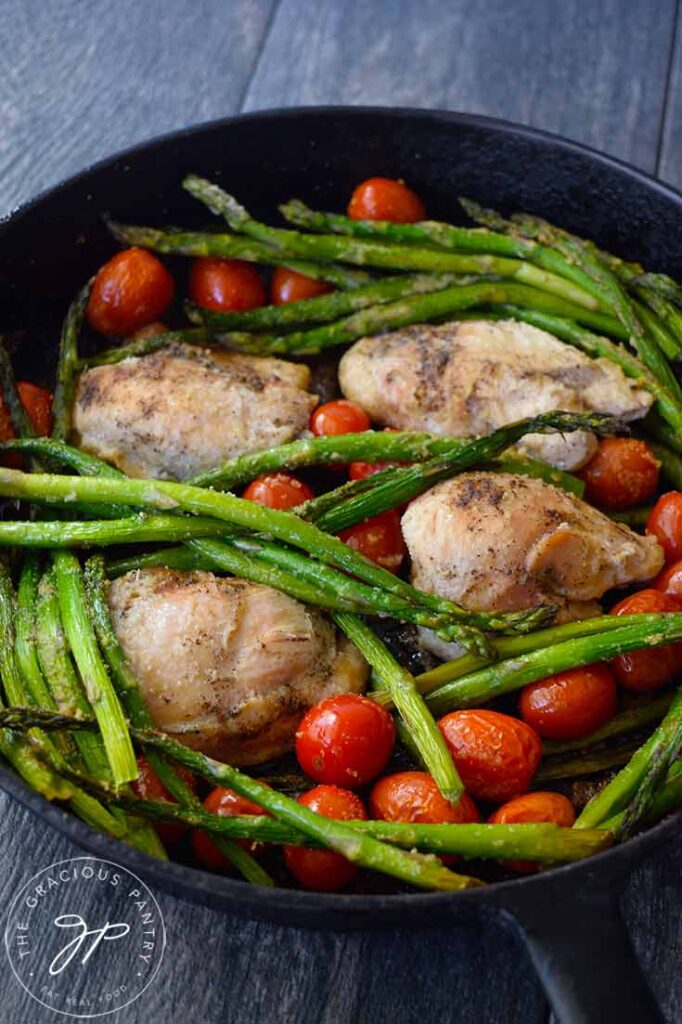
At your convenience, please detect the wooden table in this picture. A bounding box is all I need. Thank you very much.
[1,2,681,1021]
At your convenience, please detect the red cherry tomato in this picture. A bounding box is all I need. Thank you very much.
[348,177,425,223]
[284,785,367,891]
[271,267,333,305]
[578,438,659,510]
[653,559,682,598]
[296,693,396,788]
[519,663,617,741]
[610,589,682,691]
[369,771,479,825]
[349,459,400,481]
[647,492,682,563]
[309,399,371,437]
[189,257,265,312]
[243,472,314,510]
[131,755,197,846]
[438,709,542,803]
[0,382,53,468]
[192,787,268,870]
[489,791,575,872]
[338,510,406,572]
[87,248,174,335]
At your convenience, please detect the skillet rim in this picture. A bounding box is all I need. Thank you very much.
[0,104,680,918]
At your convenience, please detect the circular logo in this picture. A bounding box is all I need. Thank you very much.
[4,856,166,1018]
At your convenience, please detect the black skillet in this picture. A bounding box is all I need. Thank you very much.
[0,107,680,1024]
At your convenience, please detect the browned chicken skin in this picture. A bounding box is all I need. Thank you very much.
[108,569,368,765]
[338,319,652,470]
[401,473,664,648]
[73,344,317,480]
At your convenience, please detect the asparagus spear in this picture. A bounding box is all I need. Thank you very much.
[206,282,623,358]
[0,464,558,643]
[52,283,90,442]
[51,551,137,786]
[279,198,613,311]
[333,612,463,802]
[84,556,272,885]
[423,615,682,716]
[82,328,209,368]
[184,175,605,313]
[0,339,37,440]
[193,273,461,332]
[535,739,641,782]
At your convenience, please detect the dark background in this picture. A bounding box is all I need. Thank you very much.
[0,2,680,1021]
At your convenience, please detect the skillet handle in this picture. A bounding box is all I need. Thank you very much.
[505,886,665,1024]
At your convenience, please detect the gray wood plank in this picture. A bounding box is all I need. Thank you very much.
[658,2,682,189]
[0,0,277,216]
[243,0,675,173]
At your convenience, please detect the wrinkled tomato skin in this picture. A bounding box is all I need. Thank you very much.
[654,559,682,598]
[309,399,371,437]
[242,472,314,510]
[284,785,367,892]
[610,589,682,691]
[296,693,395,788]
[519,663,617,741]
[647,492,682,563]
[348,177,425,223]
[438,709,542,803]
[271,268,333,304]
[87,248,174,335]
[131,755,197,846]
[578,438,659,510]
[489,791,575,872]
[189,257,265,312]
[369,771,479,824]
[338,509,406,572]
[192,787,269,870]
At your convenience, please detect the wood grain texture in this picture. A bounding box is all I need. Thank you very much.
[0,0,277,216]
[243,0,676,173]
[658,3,682,189]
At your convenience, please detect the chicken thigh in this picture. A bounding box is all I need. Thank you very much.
[401,473,663,648]
[109,569,368,765]
[73,343,317,479]
[338,319,652,470]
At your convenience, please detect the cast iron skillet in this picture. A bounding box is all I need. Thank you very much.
[1,107,680,1024]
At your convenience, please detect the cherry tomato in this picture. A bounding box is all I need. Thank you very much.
[243,472,314,510]
[653,559,682,598]
[0,382,53,468]
[578,438,659,510]
[309,399,371,437]
[338,509,406,572]
[348,177,425,223]
[519,663,617,741]
[295,693,396,788]
[489,791,575,872]
[610,588,682,691]
[647,492,682,563]
[284,785,367,891]
[369,771,479,825]
[271,267,333,305]
[438,709,542,803]
[349,459,400,481]
[192,787,268,870]
[130,320,168,340]
[87,248,174,336]
[131,755,197,846]
[189,257,265,312]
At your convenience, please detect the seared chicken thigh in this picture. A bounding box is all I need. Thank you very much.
[109,569,367,765]
[73,344,317,479]
[338,320,652,470]
[402,473,663,641]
